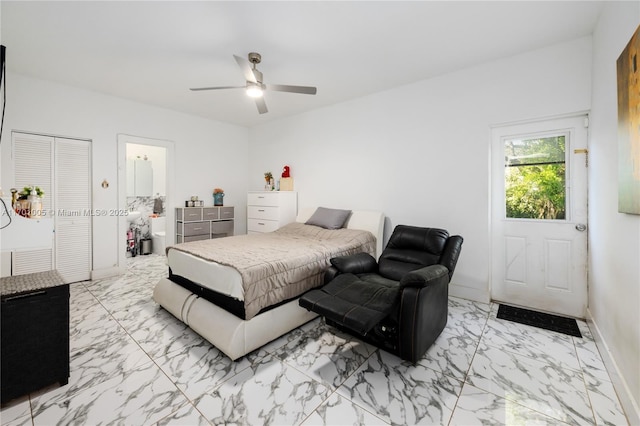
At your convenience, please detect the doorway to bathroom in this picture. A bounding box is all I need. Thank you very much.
[117,135,175,269]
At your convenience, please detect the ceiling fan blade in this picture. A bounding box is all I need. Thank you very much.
[234,54,257,83]
[267,84,317,95]
[189,86,244,91]
[255,97,268,114]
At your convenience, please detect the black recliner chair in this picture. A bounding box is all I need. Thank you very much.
[299,225,463,363]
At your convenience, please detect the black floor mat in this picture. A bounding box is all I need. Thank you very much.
[497,304,582,338]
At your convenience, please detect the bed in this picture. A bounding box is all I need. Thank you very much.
[152,207,385,360]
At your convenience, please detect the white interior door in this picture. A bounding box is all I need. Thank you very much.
[55,137,92,283]
[491,114,588,318]
[12,133,54,274]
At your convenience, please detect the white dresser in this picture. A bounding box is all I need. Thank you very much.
[247,192,298,234]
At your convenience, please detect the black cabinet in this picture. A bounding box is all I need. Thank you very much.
[1,272,69,404]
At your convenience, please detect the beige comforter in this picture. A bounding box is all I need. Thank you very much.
[167,222,376,320]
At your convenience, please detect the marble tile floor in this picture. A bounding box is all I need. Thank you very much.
[0,254,630,426]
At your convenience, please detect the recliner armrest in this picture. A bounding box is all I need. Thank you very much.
[324,266,340,284]
[399,264,449,289]
[330,252,378,274]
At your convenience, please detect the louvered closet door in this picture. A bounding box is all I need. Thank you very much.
[12,134,54,274]
[55,138,92,283]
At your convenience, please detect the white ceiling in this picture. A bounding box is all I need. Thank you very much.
[1,1,603,127]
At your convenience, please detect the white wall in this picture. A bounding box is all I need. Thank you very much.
[248,37,592,302]
[0,73,249,277]
[589,2,640,421]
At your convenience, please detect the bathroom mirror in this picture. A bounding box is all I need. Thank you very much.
[126,159,153,197]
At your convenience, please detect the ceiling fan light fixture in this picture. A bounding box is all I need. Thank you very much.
[190,52,317,115]
[246,83,264,98]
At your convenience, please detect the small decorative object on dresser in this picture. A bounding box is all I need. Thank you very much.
[247,191,297,233]
[280,178,293,191]
[213,188,225,206]
[280,165,294,191]
[264,172,274,190]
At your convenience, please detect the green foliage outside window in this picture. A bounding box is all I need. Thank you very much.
[505,136,566,220]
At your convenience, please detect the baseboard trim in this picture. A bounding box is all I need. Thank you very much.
[587,308,640,425]
[449,284,490,304]
[91,266,124,280]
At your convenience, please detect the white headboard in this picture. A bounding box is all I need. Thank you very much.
[296,207,385,258]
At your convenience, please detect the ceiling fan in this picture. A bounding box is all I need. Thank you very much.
[190,52,317,114]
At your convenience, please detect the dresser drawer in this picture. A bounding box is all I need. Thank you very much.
[247,205,280,221]
[220,207,234,219]
[182,222,210,236]
[177,234,211,243]
[247,192,280,206]
[248,218,279,233]
[211,220,234,236]
[177,208,202,221]
[202,208,219,220]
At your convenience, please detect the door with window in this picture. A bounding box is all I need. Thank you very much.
[491,115,588,318]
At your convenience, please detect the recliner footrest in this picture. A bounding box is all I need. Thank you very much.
[299,273,399,335]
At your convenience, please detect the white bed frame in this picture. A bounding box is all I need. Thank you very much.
[153,208,385,360]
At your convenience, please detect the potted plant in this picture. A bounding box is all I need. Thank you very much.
[19,185,44,199]
[17,186,44,218]
[264,172,274,190]
[213,188,224,206]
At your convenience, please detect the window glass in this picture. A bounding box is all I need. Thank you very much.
[504,135,566,220]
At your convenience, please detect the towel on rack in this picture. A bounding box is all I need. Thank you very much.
[153,197,163,214]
